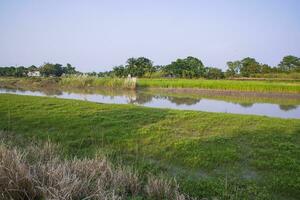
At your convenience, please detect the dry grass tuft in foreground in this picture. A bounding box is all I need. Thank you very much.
[0,141,193,200]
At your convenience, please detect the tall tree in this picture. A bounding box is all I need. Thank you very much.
[62,63,77,75]
[278,55,300,72]
[40,63,64,77]
[164,56,205,78]
[113,65,127,77]
[126,57,154,77]
[239,57,261,77]
[226,61,242,77]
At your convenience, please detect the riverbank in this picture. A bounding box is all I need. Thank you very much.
[0,94,299,199]
[137,78,300,93]
[0,77,136,90]
[1,77,300,93]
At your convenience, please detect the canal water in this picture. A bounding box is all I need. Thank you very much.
[0,87,299,119]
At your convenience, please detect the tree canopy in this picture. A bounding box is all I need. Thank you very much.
[163,56,205,78]
[278,55,300,72]
[1,55,299,79]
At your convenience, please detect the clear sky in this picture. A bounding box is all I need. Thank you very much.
[0,0,299,72]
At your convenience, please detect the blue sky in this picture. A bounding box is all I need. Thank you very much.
[0,0,299,72]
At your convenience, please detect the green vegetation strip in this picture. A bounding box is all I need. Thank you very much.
[137,78,300,93]
[0,94,299,199]
[1,77,300,93]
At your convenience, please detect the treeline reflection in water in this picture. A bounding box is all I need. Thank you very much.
[0,87,299,119]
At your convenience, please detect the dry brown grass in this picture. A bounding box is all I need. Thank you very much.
[0,140,194,200]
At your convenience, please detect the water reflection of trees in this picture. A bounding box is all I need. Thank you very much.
[128,92,201,106]
[279,105,298,111]
[238,102,254,108]
[40,89,63,96]
[129,93,153,104]
[166,96,201,105]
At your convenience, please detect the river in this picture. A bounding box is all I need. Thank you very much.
[0,87,299,119]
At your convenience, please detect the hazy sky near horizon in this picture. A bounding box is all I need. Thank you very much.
[0,0,299,72]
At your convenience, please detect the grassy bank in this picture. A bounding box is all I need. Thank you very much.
[0,94,299,199]
[1,77,300,93]
[137,78,300,93]
[0,77,136,90]
[60,76,136,89]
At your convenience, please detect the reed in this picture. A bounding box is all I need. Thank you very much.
[0,136,191,200]
[60,76,136,89]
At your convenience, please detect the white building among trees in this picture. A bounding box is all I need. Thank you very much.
[27,71,41,77]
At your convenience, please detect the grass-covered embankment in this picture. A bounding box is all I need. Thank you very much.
[1,77,300,93]
[0,77,136,90]
[137,78,300,93]
[0,94,299,199]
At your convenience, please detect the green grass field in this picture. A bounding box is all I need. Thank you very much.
[137,78,300,93]
[0,94,299,199]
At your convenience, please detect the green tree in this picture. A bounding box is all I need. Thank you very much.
[278,55,300,72]
[15,66,27,77]
[225,61,241,77]
[126,57,154,77]
[62,63,77,75]
[40,63,64,77]
[239,57,261,77]
[261,64,272,74]
[204,67,224,79]
[113,65,127,77]
[164,56,205,78]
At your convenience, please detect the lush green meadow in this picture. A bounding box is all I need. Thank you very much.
[137,78,300,93]
[0,94,299,199]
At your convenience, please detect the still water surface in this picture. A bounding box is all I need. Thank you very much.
[0,87,299,119]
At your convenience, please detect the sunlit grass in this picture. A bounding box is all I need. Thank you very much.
[0,94,299,199]
[137,78,300,93]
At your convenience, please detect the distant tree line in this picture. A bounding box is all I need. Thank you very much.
[0,63,78,77]
[0,55,299,79]
[226,55,300,77]
[98,55,300,79]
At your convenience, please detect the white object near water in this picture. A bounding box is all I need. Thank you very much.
[27,71,41,77]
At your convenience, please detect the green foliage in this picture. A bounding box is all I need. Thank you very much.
[1,55,300,79]
[278,55,300,72]
[226,55,300,77]
[126,57,155,77]
[0,66,28,77]
[106,57,156,78]
[40,63,64,77]
[0,94,299,199]
[204,67,224,79]
[0,63,78,78]
[239,57,261,77]
[62,63,77,75]
[163,56,205,78]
